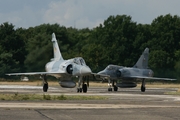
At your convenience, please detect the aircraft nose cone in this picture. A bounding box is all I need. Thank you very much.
[97,71,106,75]
[80,66,92,75]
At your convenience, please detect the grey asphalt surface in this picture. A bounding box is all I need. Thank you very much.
[0,85,180,120]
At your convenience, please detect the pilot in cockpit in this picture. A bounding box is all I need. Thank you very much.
[73,57,86,66]
[80,58,86,65]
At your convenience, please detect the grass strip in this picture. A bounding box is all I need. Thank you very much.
[0,93,107,101]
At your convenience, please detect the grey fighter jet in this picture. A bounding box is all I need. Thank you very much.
[7,33,92,93]
[97,48,176,92]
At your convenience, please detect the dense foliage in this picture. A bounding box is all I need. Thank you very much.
[0,14,180,80]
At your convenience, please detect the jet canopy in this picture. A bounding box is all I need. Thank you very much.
[106,65,114,70]
[73,57,87,66]
[106,65,123,70]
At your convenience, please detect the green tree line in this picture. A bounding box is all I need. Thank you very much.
[0,14,180,81]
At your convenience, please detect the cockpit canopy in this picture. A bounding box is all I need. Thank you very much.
[73,57,86,66]
[106,65,114,70]
[106,65,123,70]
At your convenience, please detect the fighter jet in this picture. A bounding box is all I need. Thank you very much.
[97,48,176,92]
[6,33,92,93]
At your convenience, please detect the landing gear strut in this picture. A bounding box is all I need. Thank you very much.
[112,80,118,91]
[141,79,146,92]
[108,79,112,91]
[77,76,88,93]
[108,79,118,92]
[42,75,48,92]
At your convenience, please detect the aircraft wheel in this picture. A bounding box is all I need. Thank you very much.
[82,84,87,93]
[108,88,112,91]
[79,88,82,93]
[141,86,146,92]
[114,86,118,91]
[77,88,80,93]
[43,83,48,92]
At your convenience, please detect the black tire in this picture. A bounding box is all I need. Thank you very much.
[77,88,80,93]
[114,86,118,91]
[110,88,112,91]
[79,88,82,93]
[108,88,110,91]
[82,84,87,93]
[108,88,112,91]
[43,83,48,92]
[141,86,146,92]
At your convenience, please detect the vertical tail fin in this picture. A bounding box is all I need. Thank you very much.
[133,48,149,69]
[51,33,64,61]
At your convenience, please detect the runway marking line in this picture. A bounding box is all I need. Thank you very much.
[0,102,180,109]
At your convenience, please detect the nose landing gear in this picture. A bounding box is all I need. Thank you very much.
[108,79,118,92]
[77,76,88,93]
[42,75,48,92]
[141,79,146,92]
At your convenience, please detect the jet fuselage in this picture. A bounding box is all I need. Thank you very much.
[98,65,154,80]
[45,57,91,78]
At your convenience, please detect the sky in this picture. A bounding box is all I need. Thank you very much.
[0,0,180,29]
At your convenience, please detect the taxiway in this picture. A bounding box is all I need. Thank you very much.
[0,84,179,120]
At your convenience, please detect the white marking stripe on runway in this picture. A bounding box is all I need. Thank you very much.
[0,103,180,109]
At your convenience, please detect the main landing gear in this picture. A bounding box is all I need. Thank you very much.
[77,76,88,93]
[141,79,146,92]
[108,80,118,92]
[42,75,48,92]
